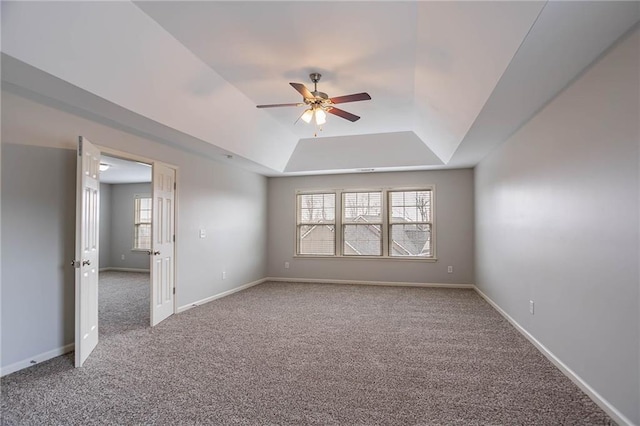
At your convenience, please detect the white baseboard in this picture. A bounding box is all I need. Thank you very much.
[265,277,475,289]
[177,278,268,313]
[473,287,633,426]
[177,278,472,314]
[1,343,74,377]
[99,267,150,273]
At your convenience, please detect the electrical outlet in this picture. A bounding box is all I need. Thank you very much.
[284,262,290,269]
[199,229,206,238]
[447,266,453,273]
[529,300,535,315]
[222,271,226,280]
[121,254,125,261]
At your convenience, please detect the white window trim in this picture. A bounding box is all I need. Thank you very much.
[387,189,435,258]
[133,193,152,251]
[294,186,436,261]
[295,191,337,256]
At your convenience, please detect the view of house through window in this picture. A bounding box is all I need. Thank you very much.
[389,190,432,257]
[343,192,382,256]
[134,196,152,250]
[296,193,336,255]
[296,188,434,258]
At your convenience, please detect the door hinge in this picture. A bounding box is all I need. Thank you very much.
[173,235,175,242]
[174,182,176,190]
[173,287,176,295]
[78,136,83,157]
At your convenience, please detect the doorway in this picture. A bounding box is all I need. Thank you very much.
[98,154,152,338]
[74,137,177,366]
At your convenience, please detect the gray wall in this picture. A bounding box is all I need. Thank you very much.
[99,183,112,268]
[0,90,269,370]
[1,144,76,367]
[475,29,639,424]
[99,182,152,270]
[267,169,474,284]
[108,183,151,271]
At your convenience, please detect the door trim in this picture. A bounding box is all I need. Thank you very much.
[96,145,179,319]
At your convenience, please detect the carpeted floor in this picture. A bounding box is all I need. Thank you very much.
[98,270,150,338]
[1,281,613,425]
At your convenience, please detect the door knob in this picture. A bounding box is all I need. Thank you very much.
[82,260,91,266]
[153,251,161,255]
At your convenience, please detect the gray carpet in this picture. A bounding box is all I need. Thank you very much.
[1,282,613,425]
[98,270,149,338]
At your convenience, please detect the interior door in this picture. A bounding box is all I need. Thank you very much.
[74,136,100,367]
[151,162,175,326]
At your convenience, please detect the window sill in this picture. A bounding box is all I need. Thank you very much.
[294,255,437,262]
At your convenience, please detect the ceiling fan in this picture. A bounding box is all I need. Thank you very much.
[256,73,371,126]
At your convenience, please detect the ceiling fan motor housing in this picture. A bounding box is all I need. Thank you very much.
[308,92,329,103]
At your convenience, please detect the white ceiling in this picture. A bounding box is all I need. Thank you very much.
[1,1,638,176]
[100,155,152,184]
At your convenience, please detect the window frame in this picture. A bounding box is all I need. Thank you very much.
[342,191,384,257]
[387,189,434,258]
[295,191,337,256]
[294,186,436,261]
[133,194,152,251]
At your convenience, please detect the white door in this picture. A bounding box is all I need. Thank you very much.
[74,136,100,367]
[151,162,175,326]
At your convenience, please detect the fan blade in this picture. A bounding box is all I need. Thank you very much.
[330,92,371,104]
[256,103,304,108]
[290,82,314,99]
[327,107,360,122]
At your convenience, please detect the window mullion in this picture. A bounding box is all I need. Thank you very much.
[382,189,389,257]
[336,191,342,255]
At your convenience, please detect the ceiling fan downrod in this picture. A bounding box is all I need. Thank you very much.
[309,72,329,101]
[309,72,322,93]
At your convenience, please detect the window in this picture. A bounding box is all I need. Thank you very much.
[342,192,382,256]
[389,190,432,257]
[134,196,152,250]
[295,187,435,259]
[297,193,336,255]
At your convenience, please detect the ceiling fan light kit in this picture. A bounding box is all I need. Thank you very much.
[256,73,371,134]
[314,108,327,125]
[300,109,314,124]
